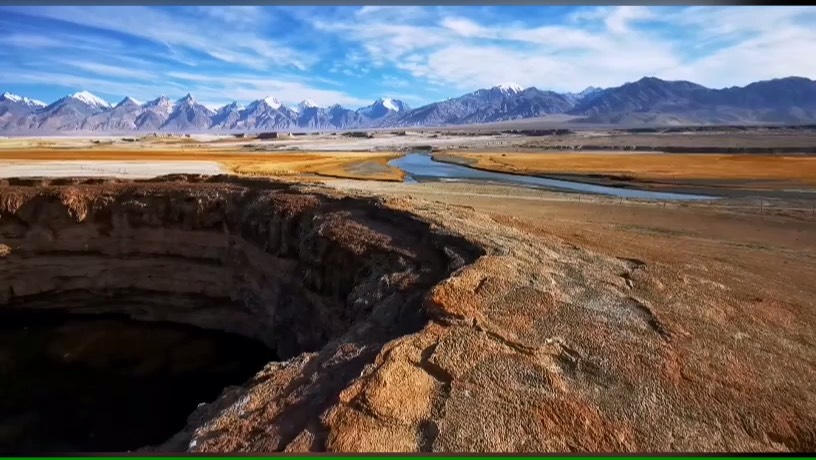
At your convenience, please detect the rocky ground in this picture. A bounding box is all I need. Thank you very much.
[275,179,815,452]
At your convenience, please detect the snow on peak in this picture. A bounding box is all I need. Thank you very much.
[296,99,318,112]
[1,92,21,102]
[492,83,524,93]
[70,90,111,108]
[2,92,46,107]
[262,96,281,109]
[379,97,400,112]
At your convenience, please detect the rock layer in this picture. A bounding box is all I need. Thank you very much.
[0,177,480,358]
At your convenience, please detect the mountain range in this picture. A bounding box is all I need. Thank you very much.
[2,76,816,133]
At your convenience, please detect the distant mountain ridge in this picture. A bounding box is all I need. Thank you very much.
[568,76,816,124]
[2,76,816,132]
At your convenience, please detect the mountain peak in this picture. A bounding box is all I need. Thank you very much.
[1,91,19,102]
[261,96,281,109]
[1,91,46,107]
[492,83,524,94]
[69,90,111,108]
[636,76,662,83]
[357,97,409,118]
[219,101,244,111]
[297,99,318,112]
[147,95,169,104]
[145,95,172,107]
[377,97,407,112]
[115,96,141,108]
[3,75,816,131]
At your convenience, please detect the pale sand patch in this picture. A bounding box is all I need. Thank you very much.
[0,160,224,179]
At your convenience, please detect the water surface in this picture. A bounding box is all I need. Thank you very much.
[389,153,716,201]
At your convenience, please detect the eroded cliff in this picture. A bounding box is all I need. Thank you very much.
[0,176,482,452]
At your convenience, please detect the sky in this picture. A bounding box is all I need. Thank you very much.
[1,6,815,110]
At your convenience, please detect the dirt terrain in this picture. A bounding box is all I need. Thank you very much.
[0,132,815,453]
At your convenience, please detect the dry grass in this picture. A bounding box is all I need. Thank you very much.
[0,147,404,181]
[225,154,404,182]
[438,151,816,184]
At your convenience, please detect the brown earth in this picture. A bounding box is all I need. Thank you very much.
[3,175,814,452]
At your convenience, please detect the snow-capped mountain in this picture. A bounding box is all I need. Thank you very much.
[357,98,410,119]
[161,94,215,131]
[381,86,573,127]
[3,76,816,132]
[15,90,114,130]
[492,83,524,95]
[68,91,112,109]
[82,96,143,131]
[0,92,47,129]
[295,99,318,113]
[1,92,46,108]
[234,96,294,130]
[248,96,281,111]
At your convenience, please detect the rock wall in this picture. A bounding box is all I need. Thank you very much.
[0,178,482,359]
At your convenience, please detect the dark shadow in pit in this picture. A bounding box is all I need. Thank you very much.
[0,308,277,454]
[0,176,487,452]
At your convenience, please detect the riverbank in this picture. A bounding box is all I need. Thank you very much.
[432,151,816,199]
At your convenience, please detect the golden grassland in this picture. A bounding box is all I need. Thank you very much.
[0,147,405,182]
[436,151,816,185]
[223,154,404,182]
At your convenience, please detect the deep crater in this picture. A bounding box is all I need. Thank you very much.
[0,176,482,453]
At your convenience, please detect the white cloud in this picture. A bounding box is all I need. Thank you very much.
[440,17,485,38]
[604,6,654,34]
[665,25,816,87]
[4,6,308,71]
[311,6,816,93]
[0,33,64,48]
[58,61,155,80]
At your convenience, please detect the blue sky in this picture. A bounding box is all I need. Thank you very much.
[1,6,815,110]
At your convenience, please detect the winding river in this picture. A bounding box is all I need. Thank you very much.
[389,153,716,201]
